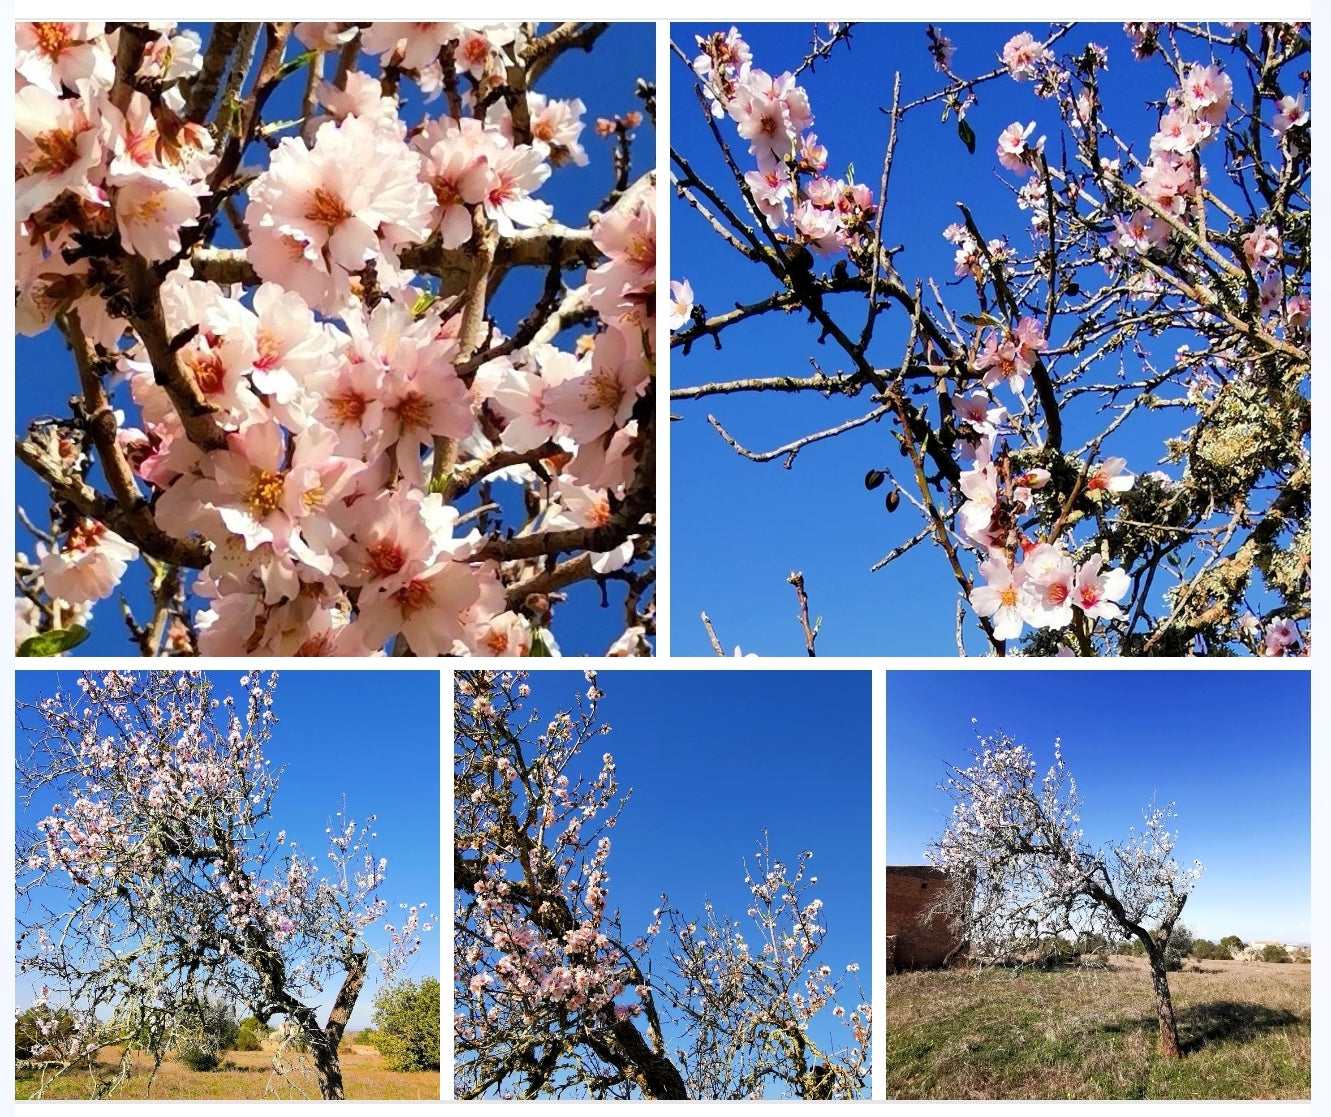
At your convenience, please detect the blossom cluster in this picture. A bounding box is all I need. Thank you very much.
[15,21,654,656]
[1101,32,1310,335]
[947,311,1133,648]
[669,26,877,334]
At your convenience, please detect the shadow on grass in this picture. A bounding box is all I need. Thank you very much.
[1102,1000,1303,1055]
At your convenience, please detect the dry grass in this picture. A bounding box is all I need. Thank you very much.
[887,956,1311,1100]
[15,1041,440,1101]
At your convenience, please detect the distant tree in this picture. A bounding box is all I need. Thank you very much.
[15,671,431,1099]
[927,727,1203,1057]
[1219,934,1247,954]
[1261,943,1291,964]
[369,977,441,1072]
[1190,939,1231,961]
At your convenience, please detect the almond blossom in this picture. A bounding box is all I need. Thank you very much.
[15,21,656,658]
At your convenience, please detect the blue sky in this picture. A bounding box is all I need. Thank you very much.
[459,668,873,1076]
[13,668,442,1028]
[886,669,1312,944]
[14,21,654,657]
[669,21,1300,656]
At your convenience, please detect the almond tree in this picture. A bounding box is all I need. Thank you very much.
[671,22,1309,656]
[14,670,431,1099]
[925,727,1202,1056]
[15,21,655,657]
[454,670,869,1098]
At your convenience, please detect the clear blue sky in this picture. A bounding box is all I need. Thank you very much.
[462,668,873,1069]
[14,21,654,657]
[886,668,1312,944]
[14,668,442,1028]
[669,21,1293,656]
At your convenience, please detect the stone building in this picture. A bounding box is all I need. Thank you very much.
[886,865,970,971]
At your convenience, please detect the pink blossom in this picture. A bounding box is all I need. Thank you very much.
[970,557,1028,641]
[996,121,1042,175]
[1085,457,1134,494]
[38,520,139,605]
[1242,225,1281,271]
[1071,555,1129,621]
[1002,32,1051,82]
[245,115,433,312]
[1020,543,1076,628]
[1272,93,1309,136]
[1262,618,1300,656]
[480,144,552,236]
[669,279,695,331]
[14,84,103,222]
[16,22,114,95]
[1179,63,1233,130]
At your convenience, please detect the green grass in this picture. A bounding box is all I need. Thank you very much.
[887,956,1310,1100]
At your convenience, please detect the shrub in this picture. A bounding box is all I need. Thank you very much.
[177,1044,222,1072]
[370,977,440,1071]
[1219,935,1247,954]
[1261,943,1291,964]
[239,1016,272,1038]
[1157,924,1194,972]
[1191,939,1232,961]
[233,1025,263,1052]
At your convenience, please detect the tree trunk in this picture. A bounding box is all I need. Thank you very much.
[307,952,369,1100]
[308,1033,347,1101]
[1145,946,1182,1058]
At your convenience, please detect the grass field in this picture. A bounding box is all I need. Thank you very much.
[887,956,1310,1100]
[15,1040,440,1101]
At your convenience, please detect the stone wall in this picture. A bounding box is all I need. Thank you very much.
[886,865,967,970]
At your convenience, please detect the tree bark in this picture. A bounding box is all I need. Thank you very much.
[582,1016,688,1099]
[303,954,368,1100]
[1144,944,1182,1058]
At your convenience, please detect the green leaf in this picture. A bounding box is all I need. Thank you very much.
[18,624,91,657]
[957,117,976,155]
[529,628,553,657]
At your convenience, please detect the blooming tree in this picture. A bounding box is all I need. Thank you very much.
[924,726,1203,1057]
[454,670,869,1099]
[15,21,655,657]
[14,670,432,1099]
[672,22,1309,656]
